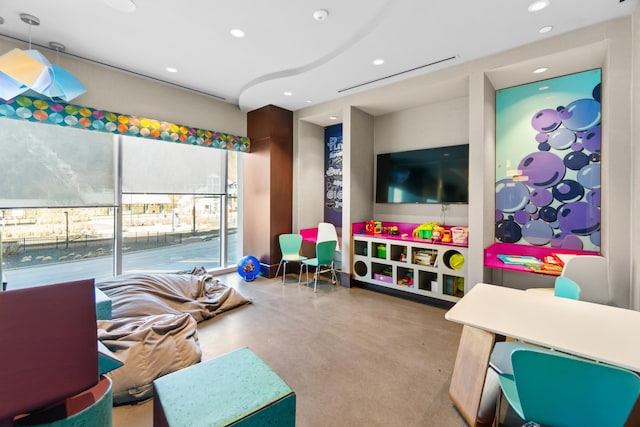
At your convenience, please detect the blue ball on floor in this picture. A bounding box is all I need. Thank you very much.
[237,256,260,281]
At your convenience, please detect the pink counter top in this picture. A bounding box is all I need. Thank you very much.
[351,221,468,248]
[484,242,600,275]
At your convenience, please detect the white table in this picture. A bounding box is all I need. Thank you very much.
[446,283,640,371]
[444,283,640,426]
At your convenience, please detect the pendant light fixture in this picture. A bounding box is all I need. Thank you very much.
[0,13,86,102]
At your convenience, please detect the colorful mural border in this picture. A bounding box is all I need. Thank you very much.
[495,69,601,252]
[0,95,250,152]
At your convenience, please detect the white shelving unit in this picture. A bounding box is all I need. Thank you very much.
[352,234,467,303]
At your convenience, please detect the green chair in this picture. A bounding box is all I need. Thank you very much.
[497,348,640,427]
[554,275,581,300]
[299,240,337,292]
[275,234,307,284]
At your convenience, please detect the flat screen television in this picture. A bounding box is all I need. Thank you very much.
[375,144,469,204]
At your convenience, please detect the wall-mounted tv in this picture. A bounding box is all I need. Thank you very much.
[375,144,469,204]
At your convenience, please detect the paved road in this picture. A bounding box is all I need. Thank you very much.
[6,238,239,290]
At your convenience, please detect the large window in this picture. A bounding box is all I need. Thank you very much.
[0,121,241,289]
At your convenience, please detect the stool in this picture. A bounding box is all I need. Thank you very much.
[13,376,113,427]
[153,347,295,427]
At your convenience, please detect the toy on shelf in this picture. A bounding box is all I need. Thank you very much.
[431,225,445,242]
[365,221,375,234]
[365,220,383,234]
[398,271,414,287]
[383,225,399,235]
[412,222,438,239]
[451,227,468,244]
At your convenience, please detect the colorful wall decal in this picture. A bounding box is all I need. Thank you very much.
[495,69,601,252]
[0,95,250,152]
[324,124,343,227]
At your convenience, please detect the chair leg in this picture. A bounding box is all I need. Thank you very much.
[282,261,287,284]
[331,261,337,284]
[298,264,305,287]
[275,260,283,280]
[313,267,319,292]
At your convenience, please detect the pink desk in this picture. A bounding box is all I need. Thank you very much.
[484,242,599,276]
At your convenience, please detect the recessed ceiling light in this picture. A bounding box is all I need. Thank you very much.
[533,67,549,74]
[539,25,553,34]
[528,0,550,12]
[166,67,177,73]
[329,116,337,120]
[283,91,292,96]
[313,9,329,21]
[306,99,313,103]
[230,28,245,38]
[372,58,384,66]
[104,0,137,13]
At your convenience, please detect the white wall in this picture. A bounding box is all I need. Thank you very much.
[633,9,640,310]
[372,96,470,226]
[343,107,375,273]
[292,120,325,231]
[600,20,633,307]
[347,107,375,225]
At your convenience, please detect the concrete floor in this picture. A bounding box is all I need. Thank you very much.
[112,272,469,427]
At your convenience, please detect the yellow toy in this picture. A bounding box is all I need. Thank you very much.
[412,222,440,239]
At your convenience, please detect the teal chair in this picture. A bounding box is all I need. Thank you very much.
[275,234,307,284]
[554,275,581,300]
[299,240,337,292]
[497,348,640,427]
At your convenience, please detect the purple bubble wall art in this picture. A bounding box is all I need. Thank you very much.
[495,69,601,252]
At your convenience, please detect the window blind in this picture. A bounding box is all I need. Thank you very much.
[0,119,116,208]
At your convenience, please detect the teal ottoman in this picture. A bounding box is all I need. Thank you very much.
[153,347,296,427]
[94,287,112,320]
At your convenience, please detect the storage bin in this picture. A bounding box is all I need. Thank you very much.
[377,245,387,258]
[373,273,393,283]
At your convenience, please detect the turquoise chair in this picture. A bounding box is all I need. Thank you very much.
[275,234,307,284]
[497,348,640,427]
[299,240,337,292]
[554,275,581,300]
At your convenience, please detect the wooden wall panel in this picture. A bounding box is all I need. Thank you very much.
[245,105,293,276]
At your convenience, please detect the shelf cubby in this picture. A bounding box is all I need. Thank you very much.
[418,270,438,292]
[354,240,368,256]
[396,266,414,288]
[412,247,437,267]
[372,243,388,260]
[390,244,409,263]
[443,274,465,298]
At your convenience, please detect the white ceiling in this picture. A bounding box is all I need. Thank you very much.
[0,0,637,113]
